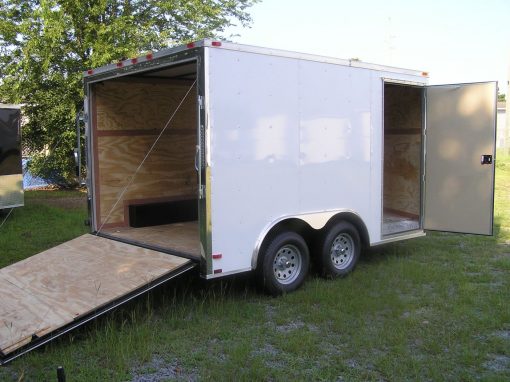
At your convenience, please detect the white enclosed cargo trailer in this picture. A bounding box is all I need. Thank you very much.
[83,38,497,287]
[0,40,496,363]
[0,105,24,213]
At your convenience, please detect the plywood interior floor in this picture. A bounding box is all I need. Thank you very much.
[102,221,200,260]
[382,211,420,236]
[0,234,192,356]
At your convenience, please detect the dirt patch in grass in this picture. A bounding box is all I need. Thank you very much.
[30,195,86,210]
[129,355,198,382]
[27,190,87,210]
[493,330,510,340]
[275,320,305,333]
[255,343,279,357]
[483,354,510,372]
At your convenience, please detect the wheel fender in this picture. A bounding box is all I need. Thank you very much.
[251,209,366,270]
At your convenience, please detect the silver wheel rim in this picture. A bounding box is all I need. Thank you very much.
[330,233,355,270]
[273,244,302,285]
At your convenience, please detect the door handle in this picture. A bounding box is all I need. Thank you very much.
[480,155,492,165]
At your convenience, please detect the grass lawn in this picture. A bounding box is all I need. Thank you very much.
[0,152,509,381]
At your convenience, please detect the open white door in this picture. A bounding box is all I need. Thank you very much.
[424,82,497,235]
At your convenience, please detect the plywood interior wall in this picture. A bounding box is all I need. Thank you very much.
[383,84,422,216]
[94,79,197,227]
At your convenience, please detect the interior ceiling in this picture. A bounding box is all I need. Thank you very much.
[140,62,196,80]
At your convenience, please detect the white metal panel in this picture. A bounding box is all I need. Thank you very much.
[297,60,372,228]
[207,48,301,273]
[207,48,428,274]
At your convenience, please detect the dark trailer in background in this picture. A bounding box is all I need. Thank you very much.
[0,105,23,211]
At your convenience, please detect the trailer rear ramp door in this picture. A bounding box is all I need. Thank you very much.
[0,234,195,364]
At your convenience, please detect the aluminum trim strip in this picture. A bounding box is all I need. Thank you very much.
[204,267,252,280]
[371,230,426,246]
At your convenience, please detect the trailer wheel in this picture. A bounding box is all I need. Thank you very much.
[260,231,310,296]
[320,221,360,278]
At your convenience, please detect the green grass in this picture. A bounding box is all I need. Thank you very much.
[0,190,89,268]
[0,153,509,381]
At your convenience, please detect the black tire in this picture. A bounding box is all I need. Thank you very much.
[259,231,310,296]
[319,221,360,278]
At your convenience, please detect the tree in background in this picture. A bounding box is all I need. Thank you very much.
[0,0,257,186]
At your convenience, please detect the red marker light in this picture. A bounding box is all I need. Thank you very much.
[146,53,153,60]
[214,269,222,274]
[212,253,222,259]
[211,41,222,47]
[187,42,195,48]
[116,61,123,68]
[87,69,93,75]
[131,57,138,64]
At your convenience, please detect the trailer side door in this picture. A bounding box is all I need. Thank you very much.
[424,82,497,235]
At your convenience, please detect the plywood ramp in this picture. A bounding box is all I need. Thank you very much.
[0,234,193,359]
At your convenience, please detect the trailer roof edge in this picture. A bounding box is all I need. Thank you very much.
[203,39,426,77]
[82,39,426,81]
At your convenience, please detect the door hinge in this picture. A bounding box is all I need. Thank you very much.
[198,95,204,110]
[199,185,206,199]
